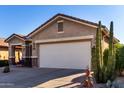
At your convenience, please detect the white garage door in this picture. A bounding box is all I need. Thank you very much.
[39,41,91,69]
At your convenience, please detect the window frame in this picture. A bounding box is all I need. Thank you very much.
[57,20,64,33]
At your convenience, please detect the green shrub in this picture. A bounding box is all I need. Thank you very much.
[23,58,32,67]
[115,43,124,75]
[0,60,9,67]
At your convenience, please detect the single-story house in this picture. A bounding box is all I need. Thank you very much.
[5,13,119,69]
[0,38,9,60]
[0,38,22,63]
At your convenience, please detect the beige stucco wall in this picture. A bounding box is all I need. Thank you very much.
[31,18,97,56]
[9,37,24,45]
[32,19,96,40]
[102,37,109,51]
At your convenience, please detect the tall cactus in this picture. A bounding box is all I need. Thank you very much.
[95,21,103,82]
[107,21,115,80]
[94,21,116,83]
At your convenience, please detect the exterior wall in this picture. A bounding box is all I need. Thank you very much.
[32,19,96,41]
[31,18,97,57]
[9,37,24,44]
[101,36,109,52]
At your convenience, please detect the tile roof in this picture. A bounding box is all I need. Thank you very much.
[0,38,8,47]
[5,33,26,42]
[5,13,119,43]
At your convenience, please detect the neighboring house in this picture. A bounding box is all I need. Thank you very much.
[0,38,22,62]
[0,38,8,60]
[5,13,119,69]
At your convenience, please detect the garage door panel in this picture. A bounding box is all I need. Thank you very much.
[39,41,91,69]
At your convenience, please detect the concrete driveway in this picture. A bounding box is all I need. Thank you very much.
[0,66,85,88]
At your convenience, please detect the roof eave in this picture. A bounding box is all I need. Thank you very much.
[5,33,25,43]
[27,13,105,38]
[103,27,120,43]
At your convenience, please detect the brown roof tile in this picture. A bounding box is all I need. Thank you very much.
[5,33,26,42]
[0,38,8,47]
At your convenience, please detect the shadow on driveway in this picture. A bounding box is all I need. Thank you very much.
[22,69,84,88]
[0,66,85,88]
[55,75,85,88]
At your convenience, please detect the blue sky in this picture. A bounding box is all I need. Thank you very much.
[0,5,124,43]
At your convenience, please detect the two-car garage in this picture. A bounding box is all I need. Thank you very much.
[39,41,91,69]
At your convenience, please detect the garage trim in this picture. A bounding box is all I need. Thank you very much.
[35,35,93,44]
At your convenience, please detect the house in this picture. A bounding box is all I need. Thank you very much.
[5,13,119,69]
[0,38,8,60]
[0,38,22,63]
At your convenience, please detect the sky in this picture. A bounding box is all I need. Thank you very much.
[0,5,124,43]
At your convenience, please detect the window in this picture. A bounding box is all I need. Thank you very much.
[58,22,63,32]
